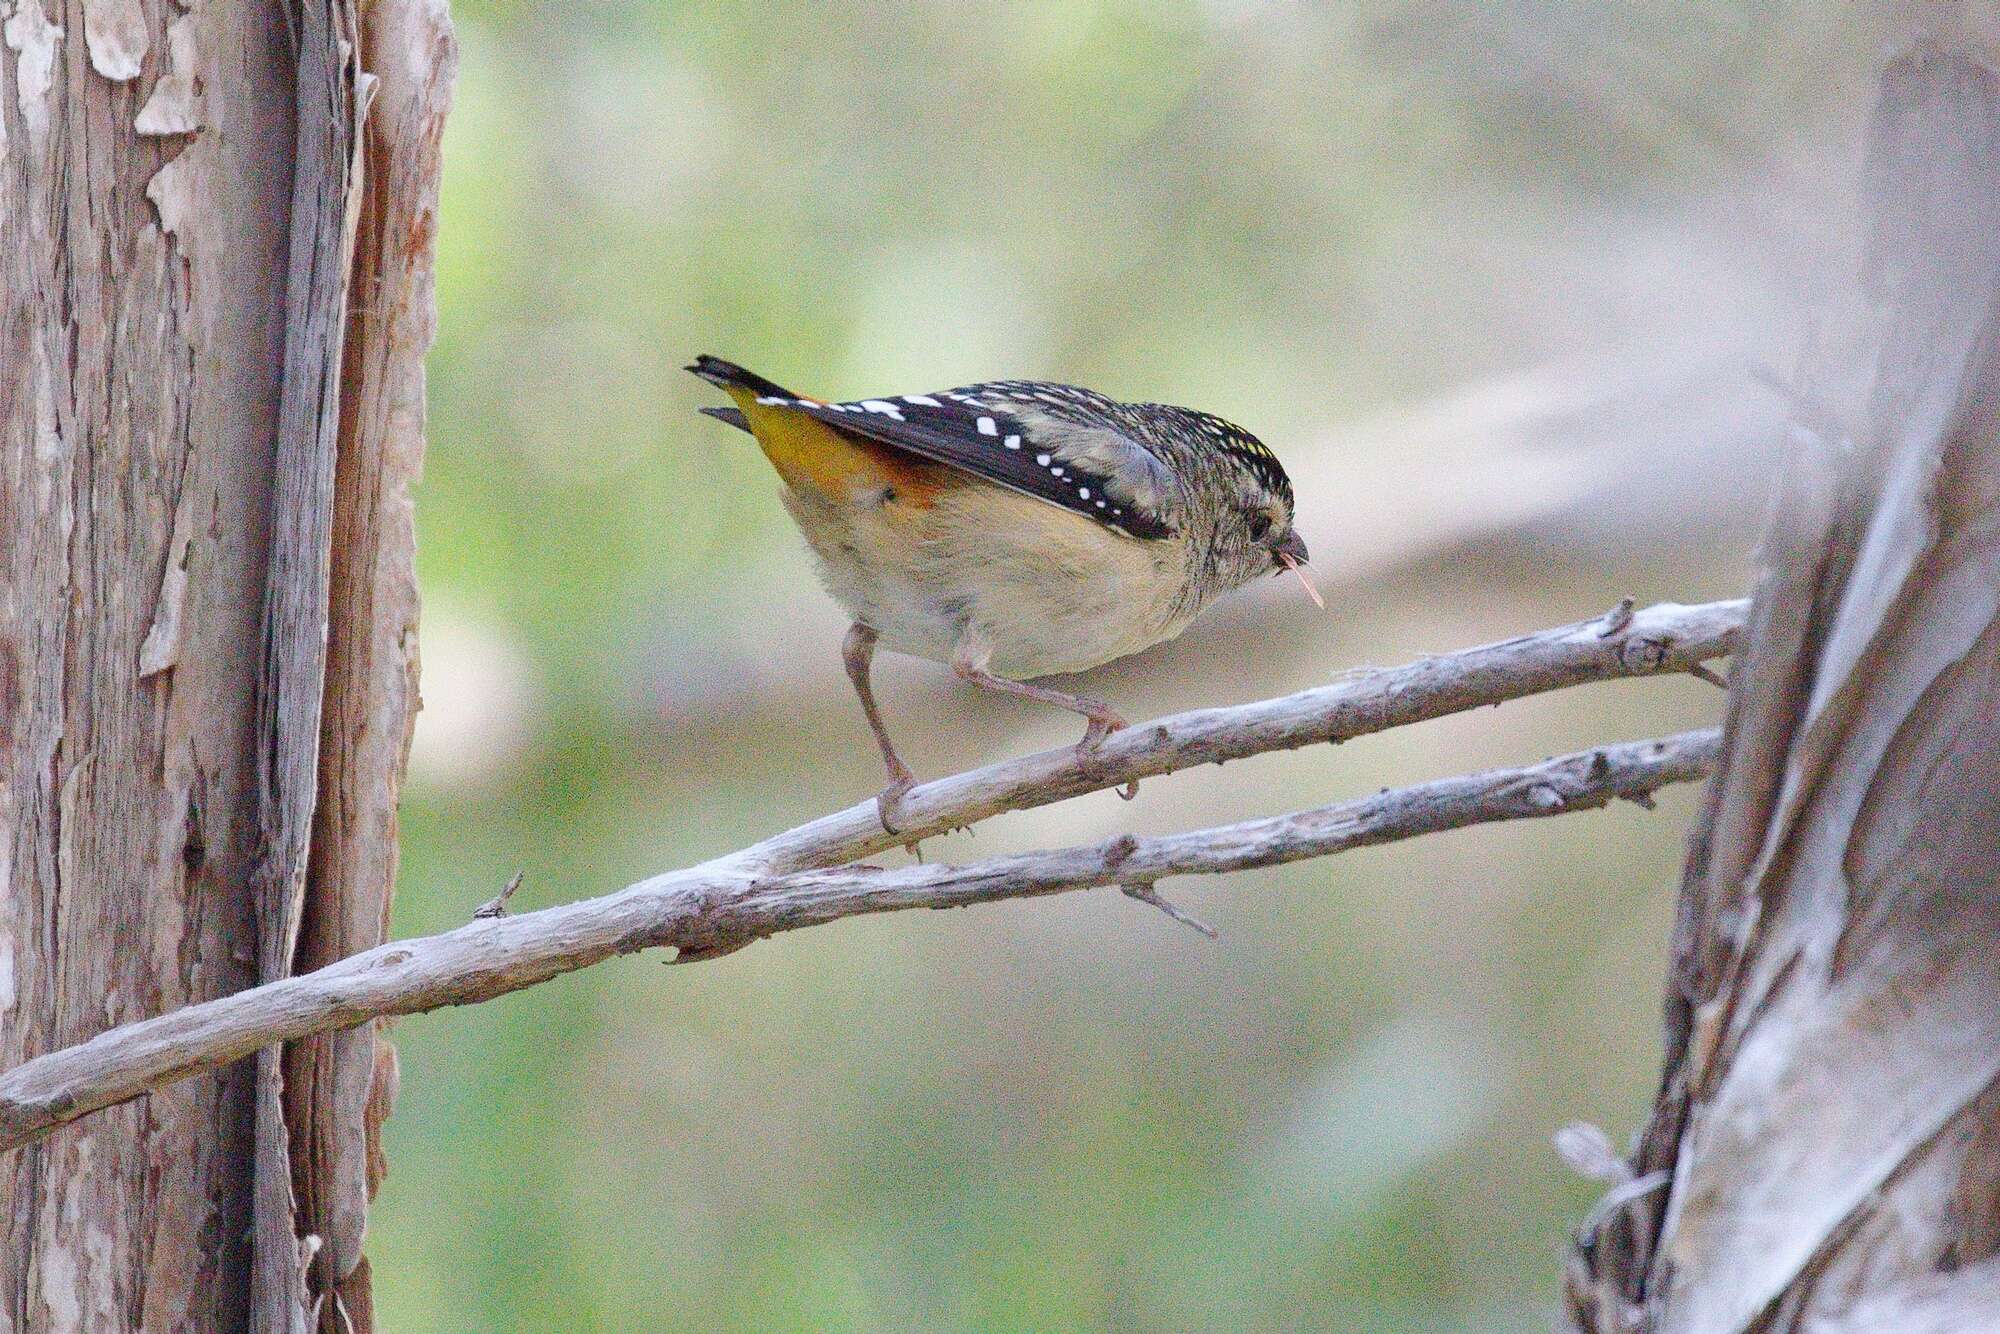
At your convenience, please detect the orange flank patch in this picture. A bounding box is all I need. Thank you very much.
[727,385,943,506]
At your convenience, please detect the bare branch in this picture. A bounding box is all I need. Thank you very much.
[717,597,1745,877]
[0,597,1741,1157]
[1121,883,1220,939]
[0,727,1718,1154]
[690,730,1720,944]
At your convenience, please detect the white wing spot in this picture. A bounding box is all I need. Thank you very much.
[1096,499,1108,508]
[1078,488,1090,499]
[1035,454,1051,466]
[1049,467,1064,477]
[1004,434,1021,450]
[756,395,788,405]
[860,399,905,419]
[976,416,997,436]
[902,394,941,406]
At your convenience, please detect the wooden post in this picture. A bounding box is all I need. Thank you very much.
[0,3,450,1328]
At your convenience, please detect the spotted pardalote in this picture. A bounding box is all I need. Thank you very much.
[689,354,1311,825]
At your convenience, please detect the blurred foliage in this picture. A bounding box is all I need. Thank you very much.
[373,3,1889,1329]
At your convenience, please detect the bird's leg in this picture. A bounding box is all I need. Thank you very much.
[843,623,918,830]
[950,642,1139,800]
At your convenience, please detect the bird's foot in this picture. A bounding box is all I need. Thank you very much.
[875,770,917,837]
[1076,712,1138,800]
[1080,710,1127,748]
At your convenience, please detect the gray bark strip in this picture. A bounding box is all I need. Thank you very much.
[1800,1254,2000,1334]
[1566,36,2000,1334]
[250,2,364,1329]
[285,3,451,1329]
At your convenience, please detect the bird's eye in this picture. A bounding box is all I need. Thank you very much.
[1248,513,1272,543]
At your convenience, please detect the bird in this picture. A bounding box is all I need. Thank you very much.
[688,354,1313,828]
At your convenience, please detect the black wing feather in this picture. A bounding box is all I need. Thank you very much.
[784,389,1173,540]
[688,359,1174,540]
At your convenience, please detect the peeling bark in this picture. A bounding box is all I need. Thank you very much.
[0,1,446,1328]
[1566,35,2000,1334]
[0,3,292,1328]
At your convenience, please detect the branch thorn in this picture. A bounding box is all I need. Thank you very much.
[1121,882,1218,938]
[1596,597,1636,637]
[473,871,524,921]
[1688,662,1728,689]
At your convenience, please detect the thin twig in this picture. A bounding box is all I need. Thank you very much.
[0,725,1722,1153]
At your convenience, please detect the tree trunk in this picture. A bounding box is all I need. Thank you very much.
[1566,30,2000,1334]
[0,2,449,1329]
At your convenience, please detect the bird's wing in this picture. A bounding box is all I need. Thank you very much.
[765,382,1179,540]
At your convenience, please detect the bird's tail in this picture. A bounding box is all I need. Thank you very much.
[688,355,799,435]
[686,354,796,401]
[698,405,751,433]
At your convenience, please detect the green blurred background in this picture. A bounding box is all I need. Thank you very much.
[371,4,1898,1329]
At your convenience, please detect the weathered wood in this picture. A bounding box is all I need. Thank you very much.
[0,728,1721,1151]
[725,596,1745,878]
[0,1,450,1326]
[285,2,451,1328]
[250,2,363,1327]
[0,2,293,1327]
[1565,37,2000,1334]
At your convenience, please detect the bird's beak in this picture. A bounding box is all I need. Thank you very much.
[1270,530,1323,609]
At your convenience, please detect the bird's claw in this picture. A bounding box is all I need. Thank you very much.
[1080,711,1127,749]
[875,771,916,836]
[1076,713,1138,800]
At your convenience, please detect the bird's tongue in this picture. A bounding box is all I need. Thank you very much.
[1278,553,1325,609]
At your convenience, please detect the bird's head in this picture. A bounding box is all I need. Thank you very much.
[1133,406,1317,605]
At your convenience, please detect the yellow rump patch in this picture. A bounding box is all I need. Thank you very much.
[725,385,941,505]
